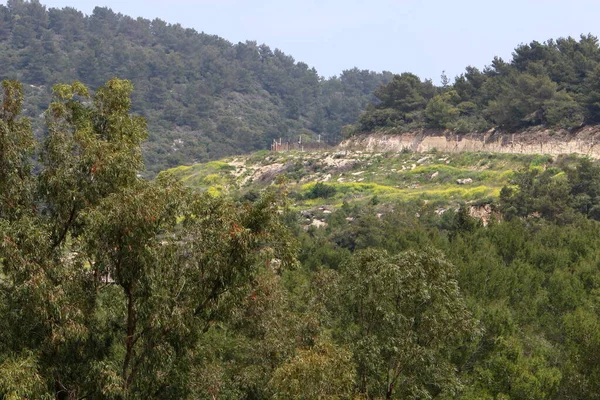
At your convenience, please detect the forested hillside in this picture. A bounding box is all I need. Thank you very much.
[353,35,600,135]
[0,0,392,174]
[4,2,600,391]
[5,75,600,397]
[159,144,600,399]
[6,1,600,176]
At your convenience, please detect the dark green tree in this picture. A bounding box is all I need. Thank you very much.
[333,249,479,399]
[425,90,460,129]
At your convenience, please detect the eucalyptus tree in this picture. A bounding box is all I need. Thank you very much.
[333,249,480,399]
[0,78,293,399]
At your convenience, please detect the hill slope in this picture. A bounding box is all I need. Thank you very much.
[162,148,545,216]
[0,0,392,174]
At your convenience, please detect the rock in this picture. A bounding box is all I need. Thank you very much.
[431,171,439,179]
[310,219,328,228]
[456,178,473,185]
[417,156,429,164]
[469,204,495,226]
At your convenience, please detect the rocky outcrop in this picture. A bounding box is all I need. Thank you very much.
[339,127,600,158]
[468,204,498,226]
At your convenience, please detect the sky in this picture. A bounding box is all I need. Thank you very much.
[4,0,600,82]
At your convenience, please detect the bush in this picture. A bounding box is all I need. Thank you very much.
[306,182,337,199]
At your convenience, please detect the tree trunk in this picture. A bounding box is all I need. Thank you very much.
[122,283,136,390]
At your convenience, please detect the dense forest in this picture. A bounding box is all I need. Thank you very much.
[5,1,600,399]
[292,155,600,400]
[3,78,600,399]
[354,35,600,135]
[0,0,392,174]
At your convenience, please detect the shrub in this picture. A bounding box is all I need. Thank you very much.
[306,182,337,199]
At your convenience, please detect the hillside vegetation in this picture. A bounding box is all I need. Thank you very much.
[0,0,392,174]
[352,35,600,135]
[7,1,600,397]
[4,64,600,400]
[163,148,544,212]
[8,2,600,176]
[161,145,600,399]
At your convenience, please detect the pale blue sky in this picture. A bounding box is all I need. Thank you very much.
[5,0,600,82]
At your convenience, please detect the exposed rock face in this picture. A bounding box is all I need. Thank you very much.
[339,127,600,158]
[468,204,498,226]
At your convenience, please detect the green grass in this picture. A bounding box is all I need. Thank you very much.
[162,160,236,190]
[301,181,499,202]
[162,149,539,210]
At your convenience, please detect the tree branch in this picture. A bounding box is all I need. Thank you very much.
[52,203,78,250]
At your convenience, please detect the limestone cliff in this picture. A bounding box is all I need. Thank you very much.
[339,127,600,158]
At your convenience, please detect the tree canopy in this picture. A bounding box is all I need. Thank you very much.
[0,78,295,398]
[355,35,600,134]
